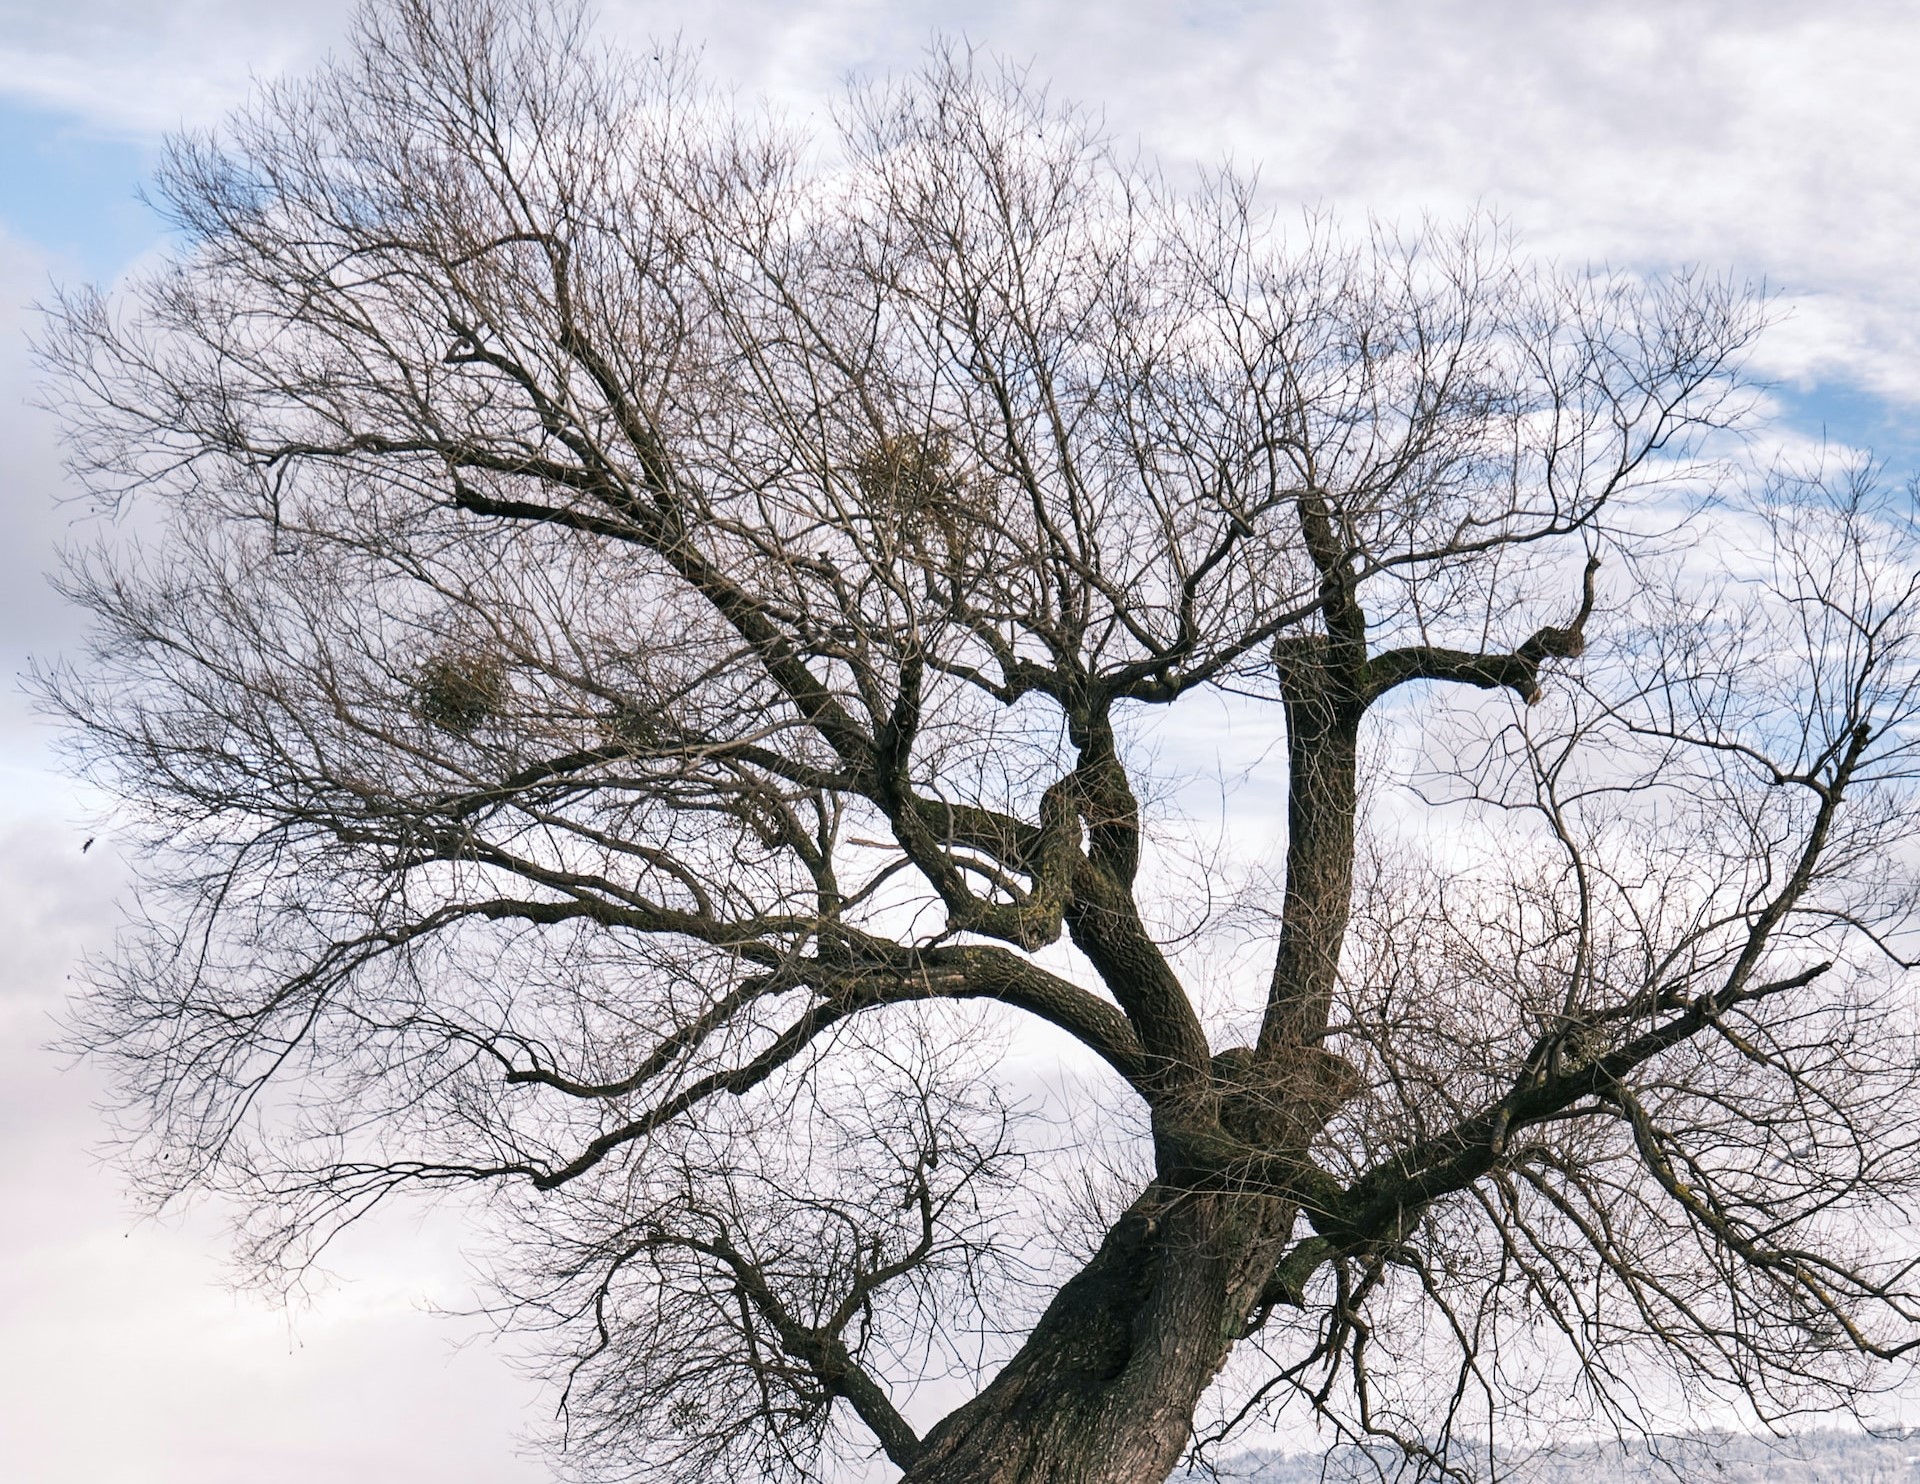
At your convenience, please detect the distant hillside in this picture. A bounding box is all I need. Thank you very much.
[1189,1431,1920,1483]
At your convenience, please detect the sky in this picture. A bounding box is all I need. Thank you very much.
[4,1,1920,1480]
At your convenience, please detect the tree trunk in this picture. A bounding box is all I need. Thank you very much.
[1261,644,1362,1054]
[898,656,1365,1483]
[901,1188,1296,1484]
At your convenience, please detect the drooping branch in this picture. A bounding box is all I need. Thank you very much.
[646,1226,928,1472]
[501,942,1149,1106]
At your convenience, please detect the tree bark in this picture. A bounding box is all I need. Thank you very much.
[902,1188,1296,1484]
[1261,642,1363,1056]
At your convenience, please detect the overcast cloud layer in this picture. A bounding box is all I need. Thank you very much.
[5,3,1920,1480]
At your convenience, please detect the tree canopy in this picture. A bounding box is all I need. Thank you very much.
[37,2,1920,1481]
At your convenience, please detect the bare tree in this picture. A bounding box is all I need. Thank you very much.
[35,2,1920,1480]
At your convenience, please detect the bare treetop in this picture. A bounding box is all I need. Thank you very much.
[36,3,1920,1481]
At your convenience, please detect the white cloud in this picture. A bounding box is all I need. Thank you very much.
[10,0,1918,393]
[0,0,348,134]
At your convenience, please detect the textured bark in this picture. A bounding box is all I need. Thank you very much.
[1261,644,1363,1056]
[902,1189,1297,1484]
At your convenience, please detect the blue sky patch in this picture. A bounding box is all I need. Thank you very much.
[0,98,162,281]
[1770,376,1920,481]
